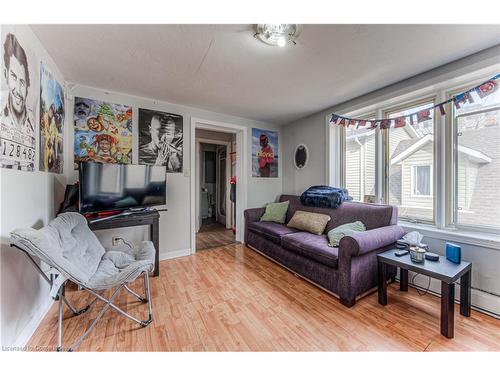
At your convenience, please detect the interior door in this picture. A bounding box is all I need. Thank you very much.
[216,146,227,225]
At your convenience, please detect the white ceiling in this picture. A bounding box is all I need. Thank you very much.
[31,24,500,125]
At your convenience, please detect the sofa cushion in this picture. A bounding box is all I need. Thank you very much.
[281,232,339,268]
[248,221,299,244]
[287,210,331,235]
[260,200,289,224]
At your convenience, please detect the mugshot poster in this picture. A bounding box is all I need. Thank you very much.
[0,31,39,171]
[73,97,133,169]
[252,128,278,178]
[138,108,183,173]
[39,63,64,173]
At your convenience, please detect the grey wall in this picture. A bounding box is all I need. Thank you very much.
[281,45,500,315]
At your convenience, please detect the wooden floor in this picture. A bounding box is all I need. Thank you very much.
[28,244,500,351]
[196,220,236,251]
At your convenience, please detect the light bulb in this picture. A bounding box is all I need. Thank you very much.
[277,36,286,47]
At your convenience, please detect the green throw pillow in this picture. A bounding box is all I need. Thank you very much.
[327,221,366,247]
[260,201,290,224]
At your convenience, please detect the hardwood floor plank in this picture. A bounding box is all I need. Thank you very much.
[27,244,500,351]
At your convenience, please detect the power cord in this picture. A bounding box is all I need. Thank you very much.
[115,237,133,249]
[411,273,431,296]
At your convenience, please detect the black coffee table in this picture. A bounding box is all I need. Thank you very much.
[377,249,472,338]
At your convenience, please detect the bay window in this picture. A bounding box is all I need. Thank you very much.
[334,70,500,236]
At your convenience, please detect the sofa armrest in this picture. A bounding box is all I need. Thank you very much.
[339,225,405,257]
[244,207,266,224]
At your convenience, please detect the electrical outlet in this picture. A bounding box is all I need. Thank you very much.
[112,237,120,246]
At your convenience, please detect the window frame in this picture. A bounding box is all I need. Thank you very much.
[383,96,437,225]
[329,67,500,240]
[445,79,500,234]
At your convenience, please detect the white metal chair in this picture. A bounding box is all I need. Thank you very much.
[10,212,155,351]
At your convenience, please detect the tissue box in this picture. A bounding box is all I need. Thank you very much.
[446,243,461,264]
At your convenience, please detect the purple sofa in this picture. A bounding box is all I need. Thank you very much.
[244,195,404,307]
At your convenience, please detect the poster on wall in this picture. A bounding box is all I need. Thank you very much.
[138,108,183,172]
[0,32,39,171]
[73,97,133,169]
[252,128,278,178]
[39,63,64,173]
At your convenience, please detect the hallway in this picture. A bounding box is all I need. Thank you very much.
[196,218,236,251]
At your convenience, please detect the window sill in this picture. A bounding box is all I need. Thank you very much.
[399,221,500,250]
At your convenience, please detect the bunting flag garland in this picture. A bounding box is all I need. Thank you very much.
[329,73,499,130]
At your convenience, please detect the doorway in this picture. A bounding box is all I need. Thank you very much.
[196,140,235,251]
[190,118,248,254]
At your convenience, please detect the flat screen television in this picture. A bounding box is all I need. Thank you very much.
[79,162,167,214]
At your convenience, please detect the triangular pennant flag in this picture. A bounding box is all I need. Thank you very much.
[330,114,339,124]
[394,117,406,128]
[475,80,497,99]
[348,119,357,127]
[380,119,390,129]
[454,92,473,109]
[409,115,414,125]
[417,109,432,123]
[438,104,446,116]
[339,118,346,126]
[358,120,366,127]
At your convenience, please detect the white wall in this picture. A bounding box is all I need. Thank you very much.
[65,84,282,258]
[0,25,68,348]
[0,25,283,348]
[281,45,500,316]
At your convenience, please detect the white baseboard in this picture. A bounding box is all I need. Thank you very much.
[14,296,54,348]
[159,248,191,261]
[403,270,500,318]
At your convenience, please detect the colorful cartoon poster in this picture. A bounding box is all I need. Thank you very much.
[252,128,278,177]
[73,97,133,169]
[138,108,183,172]
[0,31,39,171]
[39,63,64,173]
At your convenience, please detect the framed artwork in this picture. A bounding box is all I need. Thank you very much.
[73,97,133,169]
[138,108,183,172]
[39,63,65,173]
[252,128,278,177]
[0,31,39,171]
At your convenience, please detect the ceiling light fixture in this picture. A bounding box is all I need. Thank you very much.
[254,24,301,47]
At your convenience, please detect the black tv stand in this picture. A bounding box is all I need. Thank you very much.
[87,209,161,277]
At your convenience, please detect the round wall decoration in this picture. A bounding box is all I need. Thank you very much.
[294,144,308,169]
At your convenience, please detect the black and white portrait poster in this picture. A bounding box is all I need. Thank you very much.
[0,29,39,171]
[138,108,183,172]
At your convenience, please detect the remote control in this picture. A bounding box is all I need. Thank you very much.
[395,250,409,257]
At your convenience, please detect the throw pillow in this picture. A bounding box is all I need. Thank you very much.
[260,200,290,224]
[327,221,366,247]
[286,210,331,235]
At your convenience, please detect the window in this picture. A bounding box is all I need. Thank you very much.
[343,115,376,202]
[451,82,500,231]
[332,70,500,236]
[412,165,432,196]
[386,100,435,223]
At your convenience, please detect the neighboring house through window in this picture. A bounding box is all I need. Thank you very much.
[386,100,435,223]
[343,114,376,203]
[450,82,500,231]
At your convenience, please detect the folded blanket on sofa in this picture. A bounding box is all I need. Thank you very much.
[300,185,352,209]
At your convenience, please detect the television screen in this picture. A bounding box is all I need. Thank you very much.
[79,162,166,214]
